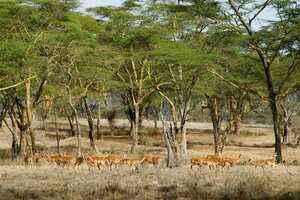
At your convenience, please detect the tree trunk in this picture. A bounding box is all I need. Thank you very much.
[131,104,139,153]
[207,97,223,155]
[66,112,75,136]
[42,117,46,132]
[96,101,102,140]
[0,102,9,128]
[264,65,282,163]
[161,105,178,168]
[54,106,60,154]
[67,87,81,156]
[280,104,289,144]
[12,104,27,156]
[25,80,36,153]
[179,122,188,160]
[154,119,158,130]
[233,117,241,135]
[4,118,19,160]
[270,96,282,163]
[83,96,97,152]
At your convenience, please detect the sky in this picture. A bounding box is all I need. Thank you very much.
[78,0,276,29]
[78,0,124,12]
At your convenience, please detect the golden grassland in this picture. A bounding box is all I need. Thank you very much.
[0,121,300,200]
[0,164,300,200]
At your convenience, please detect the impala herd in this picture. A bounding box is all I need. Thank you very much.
[24,152,161,171]
[23,151,279,170]
[190,154,280,169]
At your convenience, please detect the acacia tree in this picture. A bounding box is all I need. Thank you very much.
[91,0,163,153]
[220,0,300,163]
[147,0,220,160]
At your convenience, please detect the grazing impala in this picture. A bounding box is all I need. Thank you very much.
[191,156,212,169]
[90,155,110,170]
[221,154,242,167]
[253,156,276,168]
[119,157,146,170]
[141,155,161,166]
[24,152,42,166]
[105,155,123,170]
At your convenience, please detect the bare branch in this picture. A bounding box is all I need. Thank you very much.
[249,0,272,26]
[228,0,252,35]
[208,69,267,101]
[0,76,37,92]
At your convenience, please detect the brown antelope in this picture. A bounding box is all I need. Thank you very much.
[87,155,110,170]
[45,153,61,165]
[59,154,76,167]
[221,154,242,167]
[191,155,228,169]
[119,157,146,172]
[74,156,85,168]
[105,155,123,170]
[45,153,75,167]
[24,152,41,167]
[141,155,161,166]
[253,156,276,168]
[191,156,212,169]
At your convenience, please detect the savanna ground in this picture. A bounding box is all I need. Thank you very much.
[0,119,300,200]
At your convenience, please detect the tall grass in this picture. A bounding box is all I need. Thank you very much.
[0,164,299,200]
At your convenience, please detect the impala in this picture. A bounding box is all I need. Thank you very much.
[141,155,160,166]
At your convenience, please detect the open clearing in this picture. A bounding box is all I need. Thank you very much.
[0,120,300,200]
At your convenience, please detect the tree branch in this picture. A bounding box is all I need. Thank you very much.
[0,76,37,92]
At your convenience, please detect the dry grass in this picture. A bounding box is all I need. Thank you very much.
[1,120,300,199]
[0,164,300,200]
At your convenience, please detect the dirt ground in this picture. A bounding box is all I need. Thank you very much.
[0,119,300,200]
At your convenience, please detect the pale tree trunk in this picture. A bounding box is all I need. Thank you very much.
[13,103,27,156]
[82,96,97,152]
[161,103,178,168]
[131,104,139,153]
[4,117,19,160]
[180,122,188,159]
[232,116,241,135]
[25,80,36,154]
[54,106,60,154]
[10,111,20,158]
[178,97,191,160]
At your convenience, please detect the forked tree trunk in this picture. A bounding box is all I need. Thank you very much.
[67,87,81,156]
[65,111,75,136]
[12,104,27,156]
[83,96,97,152]
[131,104,139,153]
[161,104,178,168]
[4,118,19,160]
[25,80,36,154]
[207,96,223,155]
